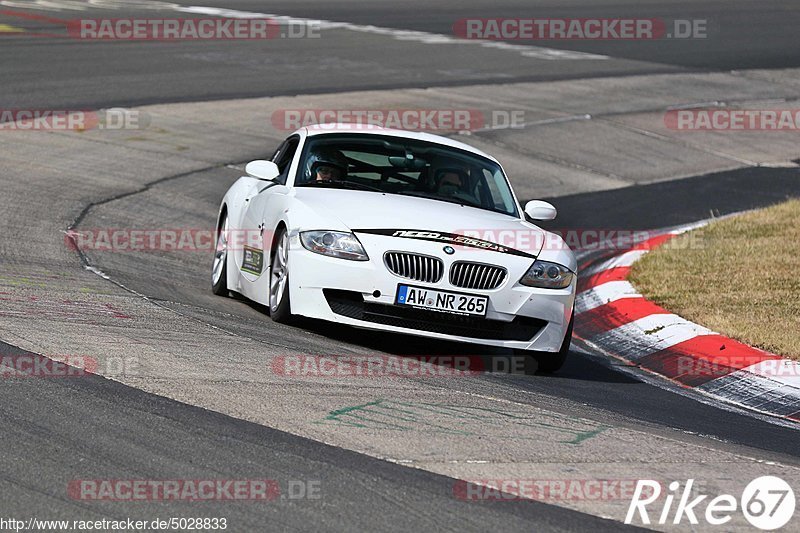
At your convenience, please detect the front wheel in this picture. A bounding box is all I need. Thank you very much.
[515,312,573,374]
[211,212,229,296]
[269,228,293,324]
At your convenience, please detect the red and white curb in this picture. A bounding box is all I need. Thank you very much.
[573,221,800,423]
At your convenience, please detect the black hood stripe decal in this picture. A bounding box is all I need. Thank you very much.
[354,229,537,259]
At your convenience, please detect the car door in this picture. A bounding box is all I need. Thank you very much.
[239,135,300,289]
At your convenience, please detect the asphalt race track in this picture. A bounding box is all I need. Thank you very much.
[1,1,799,531]
[2,0,800,108]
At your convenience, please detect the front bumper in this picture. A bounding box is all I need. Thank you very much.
[286,232,576,351]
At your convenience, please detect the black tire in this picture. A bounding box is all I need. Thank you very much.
[211,211,229,296]
[269,227,293,324]
[516,312,574,374]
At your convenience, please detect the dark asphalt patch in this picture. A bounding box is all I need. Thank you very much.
[539,166,800,230]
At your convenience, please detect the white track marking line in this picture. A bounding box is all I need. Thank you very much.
[175,5,610,61]
[0,0,606,59]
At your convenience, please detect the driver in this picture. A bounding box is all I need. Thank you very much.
[436,168,470,196]
[437,170,463,195]
[434,167,482,207]
[304,147,348,183]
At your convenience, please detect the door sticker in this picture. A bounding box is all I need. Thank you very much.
[241,246,264,275]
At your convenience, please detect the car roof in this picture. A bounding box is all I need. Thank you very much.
[297,124,499,163]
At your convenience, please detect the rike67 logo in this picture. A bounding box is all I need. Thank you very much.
[626,477,795,530]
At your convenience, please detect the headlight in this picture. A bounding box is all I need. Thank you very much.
[520,260,574,289]
[300,231,369,261]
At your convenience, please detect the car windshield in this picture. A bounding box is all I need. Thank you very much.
[295,134,519,217]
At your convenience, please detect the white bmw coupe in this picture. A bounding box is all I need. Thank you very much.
[212,125,576,371]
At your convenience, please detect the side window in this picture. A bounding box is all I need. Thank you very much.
[483,168,516,213]
[272,136,300,185]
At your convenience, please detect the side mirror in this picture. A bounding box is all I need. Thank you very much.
[245,160,280,181]
[524,200,557,221]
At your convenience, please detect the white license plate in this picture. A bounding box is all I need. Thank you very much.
[395,284,488,317]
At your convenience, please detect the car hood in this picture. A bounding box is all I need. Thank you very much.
[293,188,545,257]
